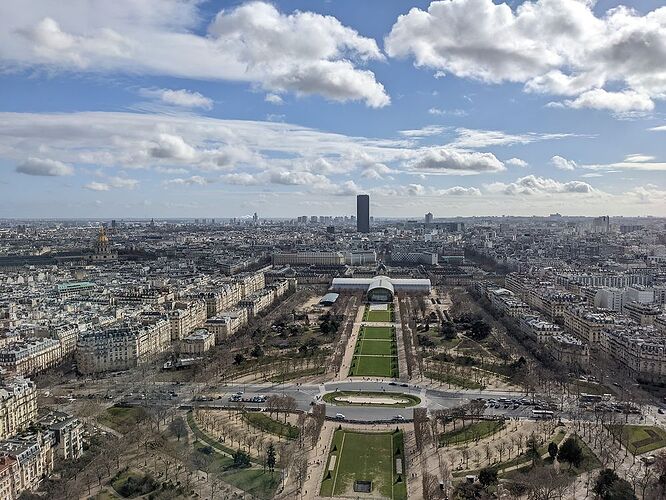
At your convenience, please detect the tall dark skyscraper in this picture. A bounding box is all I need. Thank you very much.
[357,194,370,233]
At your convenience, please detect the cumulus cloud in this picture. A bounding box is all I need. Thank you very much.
[506,158,528,168]
[561,89,654,113]
[2,0,389,107]
[625,184,666,204]
[141,88,213,109]
[385,0,666,113]
[150,134,197,161]
[15,157,73,176]
[375,184,481,197]
[486,175,597,195]
[551,155,577,171]
[408,148,505,175]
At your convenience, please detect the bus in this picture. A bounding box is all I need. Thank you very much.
[532,409,555,419]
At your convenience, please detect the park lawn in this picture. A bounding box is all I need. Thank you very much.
[187,411,261,464]
[358,339,394,356]
[611,425,666,455]
[350,355,397,377]
[98,406,147,434]
[361,326,395,340]
[424,371,485,390]
[111,470,156,498]
[243,411,299,440]
[439,420,504,447]
[321,430,406,500]
[268,367,325,382]
[569,435,602,474]
[365,308,393,322]
[220,468,280,500]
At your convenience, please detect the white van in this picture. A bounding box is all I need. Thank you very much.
[335,413,346,420]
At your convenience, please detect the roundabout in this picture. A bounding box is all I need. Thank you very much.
[322,391,421,408]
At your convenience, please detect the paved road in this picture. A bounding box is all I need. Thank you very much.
[115,377,662,427]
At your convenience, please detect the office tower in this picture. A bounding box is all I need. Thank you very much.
[425,212,433,224]
[357,194,369,233]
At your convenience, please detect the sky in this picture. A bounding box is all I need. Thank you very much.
[0,0,665,219]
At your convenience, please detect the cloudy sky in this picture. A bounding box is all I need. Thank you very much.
[1,0,665,218]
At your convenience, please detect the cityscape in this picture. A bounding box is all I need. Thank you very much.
[1,1,666,500]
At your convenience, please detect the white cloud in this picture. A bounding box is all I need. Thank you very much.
[84,181,109,191]
[2,0,389,107]
[163,175,210,187]
[15,157,73,176]
[624,154,656,163]
[375,184,481,197]
[506,158,528,168]
[408,148,505,175]
[398,125,446,137]
[265,93,284,105]
[141,88,213,109]
[150,134,197,161]
[551,155,577,171]
[385,0,666,113]
[221,173,263,186]
[85,176,138,190]
[625,184,666,204]
[428,107,467,117]
[451,128,572,149]
[562,89,654,113]
[486,175,598,196]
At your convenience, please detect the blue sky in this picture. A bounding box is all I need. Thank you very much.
[0,0,665,218]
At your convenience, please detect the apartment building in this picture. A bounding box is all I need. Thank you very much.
[563,306,616,344]
[179,328,215,355]
[0,378,37,441]
[37,411,83,460]
[0,432,54,496]
[600,325,666,381]
[519,315,562,343]
[0,339,62,376]
[622,301,662,326]
[489,288,531,318]
[204,308,248,343]
[272,251,345,266]
[548,333,590,368]
[76,318,171,374]
[167,300,206,340]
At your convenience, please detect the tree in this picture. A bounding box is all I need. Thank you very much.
[478,467,498,487]
[526,433,541,467]
[190,448,213,480]
[548,441,558,461]
[169,416,187,441]
[234,353,245,365]
[558,437,583,469]
[233,449,251,468]
[266,443,276,474]
[594,468,637,500]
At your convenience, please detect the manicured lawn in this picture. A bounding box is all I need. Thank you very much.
[323,391,420,407]
[362,326,395,340]
[358,339,394,356]
[364,305,394,322]
[439,420,504,446]
[321,430,407,499]
[350,355,397,377]
[610,425,666,455]
[243,411,299,440]
[98,406,147,433]
[350,326,398,377]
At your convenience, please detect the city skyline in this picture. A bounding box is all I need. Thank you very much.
[1,0,666,218]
